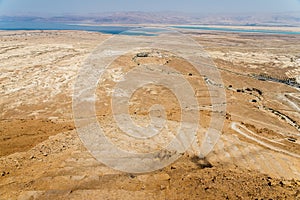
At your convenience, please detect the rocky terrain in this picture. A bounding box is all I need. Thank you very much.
[0,29,300,199]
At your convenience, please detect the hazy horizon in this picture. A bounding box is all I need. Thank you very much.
[1,0,300,16]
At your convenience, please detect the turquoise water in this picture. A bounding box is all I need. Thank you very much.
[172,26,300,35]
[0,21,132,34]
[1,21,300,35]
[0,21,157,36]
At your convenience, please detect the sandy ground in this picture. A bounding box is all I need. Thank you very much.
[1,30,300,199]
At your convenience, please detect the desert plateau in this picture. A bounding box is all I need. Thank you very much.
[0,27,300,199]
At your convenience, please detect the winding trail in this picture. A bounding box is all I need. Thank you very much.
[231,122,300,159]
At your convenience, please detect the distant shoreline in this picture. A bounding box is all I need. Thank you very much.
[70,23,300,34]
[173,24,300,32]
[71,23,300,30]
[1,21,300,35]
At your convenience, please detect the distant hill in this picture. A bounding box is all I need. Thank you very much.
[1,11,300,26]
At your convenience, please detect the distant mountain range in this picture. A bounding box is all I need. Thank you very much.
[1,11,300,26]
